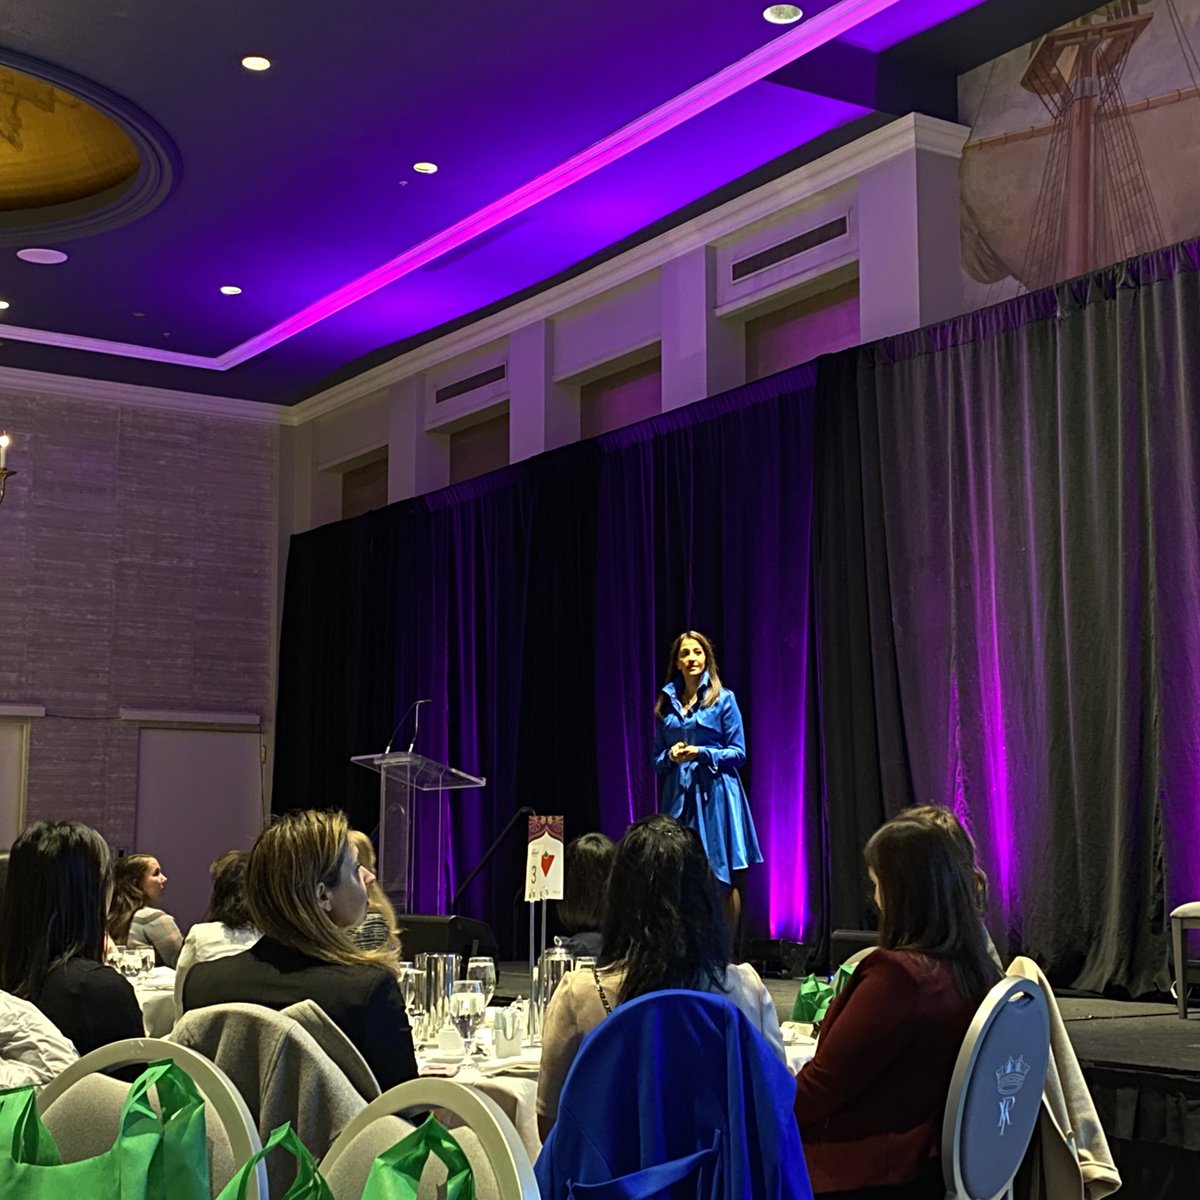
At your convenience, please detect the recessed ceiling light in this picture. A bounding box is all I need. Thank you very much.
[220,285,243,295]
[131,311,146,318]
[763,4,803,23]
[412,161,438,174]
[17,247,68,264]
[241,56,271,72]
[0,301,9,310]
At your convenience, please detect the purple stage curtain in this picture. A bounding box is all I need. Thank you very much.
[817,241,1200,994]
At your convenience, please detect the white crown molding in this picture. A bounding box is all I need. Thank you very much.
[0,365,284,425]
[283,113,969,429]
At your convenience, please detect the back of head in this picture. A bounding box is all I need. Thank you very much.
[108,853,156,942]
[901,803,989,912]
[865,816,999,1003]
[558,832,615,934]
[0,821,112,1000]
[247,810,392,972]
[205,851,253,929]
[601,814,727,1002]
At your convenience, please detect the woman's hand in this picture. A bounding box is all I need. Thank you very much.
[669,743,701,763]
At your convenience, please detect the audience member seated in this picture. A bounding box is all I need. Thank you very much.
[108,852,184,967]
[346,830,400,956]
[175,850,261,1014]
[0,821,144,1056]
[794,815,1002,1200]
[537,813,784,1142]
[555,832,614,959]
[902,803,1003,968]
[183,809,418,1090]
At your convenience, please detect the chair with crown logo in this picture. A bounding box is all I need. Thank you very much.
[941,976,1050,1200]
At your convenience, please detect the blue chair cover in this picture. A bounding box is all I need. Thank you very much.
[536,990,812,1200]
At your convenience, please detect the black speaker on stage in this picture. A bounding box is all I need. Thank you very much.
[829,928,879,969]
[396,914,499,961]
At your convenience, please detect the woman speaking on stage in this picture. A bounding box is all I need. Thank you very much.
[653,630,762,932]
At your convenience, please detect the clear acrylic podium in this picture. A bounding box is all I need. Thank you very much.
[350,751,485,914]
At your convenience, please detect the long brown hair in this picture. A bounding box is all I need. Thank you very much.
[864,815,1000,1004]
[901,804,989,913]
[107,853,157,943]
[247,810,397,974]
[653,630,723,719]
[348,829,400,951]
[0,821,113,1000]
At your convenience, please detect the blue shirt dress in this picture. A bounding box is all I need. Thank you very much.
[653,675,764,885]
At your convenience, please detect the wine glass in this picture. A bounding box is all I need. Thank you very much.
[449,979,486,1063]
[466,956,497,1006]
[400,966,427,1042]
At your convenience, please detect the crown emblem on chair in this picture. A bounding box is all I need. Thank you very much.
[995,1054,1032,1096]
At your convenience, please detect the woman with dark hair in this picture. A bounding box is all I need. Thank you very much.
[173,850,261,1019]
[556,832,615,959]
[108,852,183,967]
[794,815,1003,1199]
[902,803,1002,968]
[183,810,417,1089]
[653,630,762,935]
[0,821,143,1056]
[537,814,783,1139]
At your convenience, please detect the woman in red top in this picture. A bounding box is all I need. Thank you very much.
[794,816,1002,1198]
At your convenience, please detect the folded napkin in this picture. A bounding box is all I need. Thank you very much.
[475,1051,541,1077]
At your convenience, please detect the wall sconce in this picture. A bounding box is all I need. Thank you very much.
[0,433,14,507]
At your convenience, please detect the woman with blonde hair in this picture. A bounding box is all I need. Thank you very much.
[347,829,400,955]
[108,853,183,967]
[183,810,417,1088]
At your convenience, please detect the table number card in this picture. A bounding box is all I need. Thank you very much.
[526,815,564,902]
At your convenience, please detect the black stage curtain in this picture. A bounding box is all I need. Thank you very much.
[276,240,1200,991]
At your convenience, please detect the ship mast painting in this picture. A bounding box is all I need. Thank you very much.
[960,0,1200,298]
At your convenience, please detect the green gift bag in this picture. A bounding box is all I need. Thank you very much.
[216,1123,334,1200]
[0,1059,209,1200]
[790,974,834,1023]
[359,1115,475,1200]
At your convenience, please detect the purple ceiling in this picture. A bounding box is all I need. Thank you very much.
[0,0,1098,403]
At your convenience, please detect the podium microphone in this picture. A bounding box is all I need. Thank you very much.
[384,698,431,755]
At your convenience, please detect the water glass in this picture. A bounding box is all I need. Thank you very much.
[399,966,427,1041]
[448,979,486,1062]
[466,956,497,1006]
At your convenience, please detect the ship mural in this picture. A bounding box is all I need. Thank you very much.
[959,0,1200,303]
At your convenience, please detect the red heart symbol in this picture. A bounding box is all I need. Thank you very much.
[540,853,555,876]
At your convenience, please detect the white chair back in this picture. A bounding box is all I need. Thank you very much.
[320,1078,538,1200]
[35,1036,266,1200]
[942,977,1050,1200]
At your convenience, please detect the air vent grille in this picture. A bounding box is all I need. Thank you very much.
[731,216,848,282]
[435,363,507,404]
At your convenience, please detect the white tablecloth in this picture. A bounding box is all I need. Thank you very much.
[134,969,177,1038]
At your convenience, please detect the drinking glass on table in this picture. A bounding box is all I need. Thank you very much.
[448,979,486,1063]
[466,956,497,1006]
[399,966,427,1042]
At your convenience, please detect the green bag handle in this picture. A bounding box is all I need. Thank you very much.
[0,1086,63,1167]
[0,1059,193,1199]
[216,1122,334,1200]
[360,1114,475,1200]
[143,1060,210,1200]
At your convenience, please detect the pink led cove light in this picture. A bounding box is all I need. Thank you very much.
[0,0,906,372]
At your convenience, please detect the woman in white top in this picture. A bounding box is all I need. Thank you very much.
[537,814,784,1139]
[107,854,183,968]
[174,851,260,1019]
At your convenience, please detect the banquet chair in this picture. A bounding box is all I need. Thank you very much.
[1169,902,1200,1018]
[35,1036,265,1200]
[942,977,1050,1200]
[169,1002,367,1195]
[536,990,812,1200]
[319,1078,538,1199]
